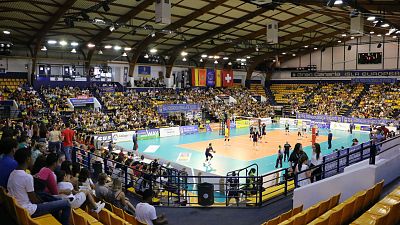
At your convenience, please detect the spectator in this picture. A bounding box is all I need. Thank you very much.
[275,145,283,168]
[226,171,240,206]
[136,189,168,225]
[107,178,136,214]
[0,137,18,188]
[62,122,75,161]
[283,141,291,162]
[48,124,62,154]
[78,168,95,191]
[95,173,110,201]
[295,155,311,187]
[37,153,59,195]
[289,143,302,171]
[310,143,323,183]
[7,148,71,225]
[328,130,333,149]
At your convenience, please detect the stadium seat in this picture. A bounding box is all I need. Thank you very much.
[372,180,384,203]
[305,205,319,223]
[335,198,355,225]
[265,216,279,225]
[292,212,306,225]
[362,188,375,210]
[317,199,330,216]
[111,205,125,219]
[124,211,138,225]
[72,210,87,225]
[278,210,292,223]
[328,193,341,209]
[291,205,303,216]
[110,214,125,225]
[98,210,111,225]
[352,192,366,217]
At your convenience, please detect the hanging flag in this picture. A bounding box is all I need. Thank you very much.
[191,68,199,86]
[206,69,215,87]
[215,69,222,87]
[198,69,207,86]
[222,69,234,87]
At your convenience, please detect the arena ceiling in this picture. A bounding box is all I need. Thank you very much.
[0,0,400,74]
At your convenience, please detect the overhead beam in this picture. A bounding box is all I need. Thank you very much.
[246,30,342,80]
[128,0,229,77]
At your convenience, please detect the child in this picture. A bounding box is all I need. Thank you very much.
[275,145,283,168]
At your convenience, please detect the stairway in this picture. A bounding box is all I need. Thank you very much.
[344,84,369,117]
[264,85,277,105]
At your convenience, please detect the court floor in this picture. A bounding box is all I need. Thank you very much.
[116,124,370,176]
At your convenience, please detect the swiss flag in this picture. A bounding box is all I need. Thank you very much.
[222,70,233,87]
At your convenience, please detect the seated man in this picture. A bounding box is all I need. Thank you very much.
[0,137,18,188]
[7,148,71,225]
[136,189,168,225]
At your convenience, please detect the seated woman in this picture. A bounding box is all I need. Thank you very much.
[78,167,95,191]
[107,178,136,215]
[56,170,105,213]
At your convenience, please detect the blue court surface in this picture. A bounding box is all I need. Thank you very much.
[116,124,370,176]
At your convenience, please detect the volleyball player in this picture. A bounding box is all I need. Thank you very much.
[249,126,254,139]
[302,124,307,138]
[261,123,267,143]
[224,125,230,146]
[204,143,216,166]
[252,131,258,147]
[285,123,290,135]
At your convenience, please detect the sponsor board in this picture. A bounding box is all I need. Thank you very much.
[280,118,298,126]
[260,117,272,125]
[157,104,200,113]
[159,127,180,137]
[236,120,250,128]
[179,125,199,135]
[112,131,136,143]
[93,133,112,142]
[136,129,159,140]
[330,122,350,131]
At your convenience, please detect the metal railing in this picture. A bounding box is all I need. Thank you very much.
[294,135,400,188]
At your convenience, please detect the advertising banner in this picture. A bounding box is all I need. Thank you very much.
[138,66,151,78]
[112,131,136,143]
[354,124,371,132]
[136,129,160,140]
[69,97,94,106]
[159,127,180,137]
[236,120,250,128]
[179,125,199,135]
[93,133,112,142]
[330,122,350,131]
[351,78,397,84]
[206,69,215,87]
[260,117,272,125]
[291,70,400,77]
[157,104,201,113]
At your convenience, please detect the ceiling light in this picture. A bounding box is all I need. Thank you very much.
[255,46,259,51]
[223,57,229,60]
[124,47,132,51]
[246,56,251,59]
[182,57,187,62]
[228,62,232,65]
[71,42,79,46]
[338,40,342,43]
[373,20,379,24]
[377,34,382,37]
[208,55,214,59]
[48,40,57,44]
[87,43,95,48]
[151,33,156,37]
[214,56,220,59]
[59,40,68,46]
[314,47,318,50]
[201,54,207,58]
[122,52,127,57]
[341,34,347,37]
[350,36,355,39]
[381,23,390,28]
[114,45,121,50]
[104,45,112,49]
[334,0,343,5]
[200,58,203,62]
[389,28,397,35]
[181,51,188,56]
[3,30,10,35]
[304,45,308,48]
[241,58,246,62]
[150,48,157,53]
[214,60,218,64]
[109,26,115,32]
[367,16,376,21]
[41,46,47,51]
[144,54,149,58]
[98,50,103,55]
[370,31,375,34]
[385,33,390,36]
[393,36,397,39]
[71,48,76,53]
[292,53,296,57]
[236,58,241,61]
[272,59,276,62]
[282,52,286,55]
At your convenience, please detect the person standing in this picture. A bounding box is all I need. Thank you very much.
[48,125,62,154]
[224,125,230,146]
[61,123,75,162]
[310,143,323,182]
[132,131,138,152]
[285,123,290,135]
[261,123,267,143]
[283,141,291,162]
[252,131,258,147]
[275,145,283,168]
[328,130,333,149]
[204,143,215,166]
[226,171,240,206]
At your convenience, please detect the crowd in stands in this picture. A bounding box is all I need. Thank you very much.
[0,118,169,225]
[41,86,94,112]
[351,83,400,119]
[7,87,45,116]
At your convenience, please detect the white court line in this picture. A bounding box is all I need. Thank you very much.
[144,145,160,153]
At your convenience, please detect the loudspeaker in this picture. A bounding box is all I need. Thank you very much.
[266,20,279,44]
[155,0,171,25]
[350,13,364,36]
[198,182,214,206]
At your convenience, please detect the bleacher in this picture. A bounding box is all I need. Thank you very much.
[261,180,390,225]
[250,84,266,97]
[0,78,27,99]
[269,84,318,106]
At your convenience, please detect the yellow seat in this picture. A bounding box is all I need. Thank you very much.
[265,216,279,225]
[111,205,124,220]
[328,193,341,209]
[305,205,319,223]
[372,180,384,203]
[352,192,366,217]
[326,208,342,225]
[292,212,306,225]
[317,199,331,216]
[279,210,292,223]
[336,198,355,225]
[378,195,400,206]
[362,188,375,210]
[292,205,303,216]
[72,210,87,225]
[110,214,124,225]
[350,212,388,225]
[124,211,138,225]
[98,209,111,225]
